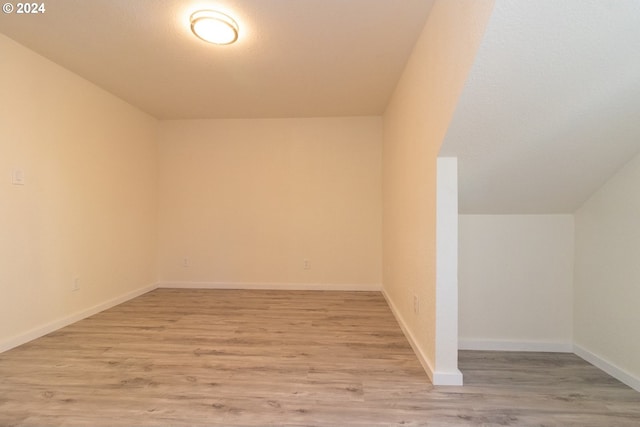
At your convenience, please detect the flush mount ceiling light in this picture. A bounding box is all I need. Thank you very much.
[190,10,239,45]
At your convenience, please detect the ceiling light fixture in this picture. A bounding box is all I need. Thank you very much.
[190,10,239,45]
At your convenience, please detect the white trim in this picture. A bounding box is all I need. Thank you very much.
[574,344,640,392]
[0,283,157,354]
[157,281,381,291]
[382,289,462,385]
[382,289,435,382]
[433,370,464,386]
[459,338,573,353]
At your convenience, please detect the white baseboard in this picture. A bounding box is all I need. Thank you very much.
[382,290,462,385]
[0,283,157,354]
[157,281,381,292]
[432,370,464,386]
[573,344,640,392]
[459,339,573,353]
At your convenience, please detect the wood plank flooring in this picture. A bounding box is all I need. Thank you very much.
[0,289,639,426]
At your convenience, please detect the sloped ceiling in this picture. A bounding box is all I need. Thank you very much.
[0,0,434,119]
[440,0,640,214]
[3,0,638,215]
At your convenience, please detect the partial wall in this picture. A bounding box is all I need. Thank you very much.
[382,0,494,383]
[435,158,461,384]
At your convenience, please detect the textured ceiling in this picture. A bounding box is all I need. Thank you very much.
[441,0,640,214]
[0,0,434,119]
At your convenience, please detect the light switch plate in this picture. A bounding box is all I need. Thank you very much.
[11,169,25,185]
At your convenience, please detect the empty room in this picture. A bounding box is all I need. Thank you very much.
[1,0,639,426]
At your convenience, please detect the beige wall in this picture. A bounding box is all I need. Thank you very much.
[459,215,574,351]
[382,0,494,381]
[157,118,382,289]
[574,152,640,390]
[0,35,158,350]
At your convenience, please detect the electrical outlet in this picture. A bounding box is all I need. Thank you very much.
[72,277,80,292]
[413,295,419,315]
[182,257,189,268]
[303,259,310,270]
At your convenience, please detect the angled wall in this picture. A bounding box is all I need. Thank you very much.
[382,0,494,383]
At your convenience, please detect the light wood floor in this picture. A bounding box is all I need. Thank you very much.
[1,289,638,426]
